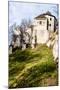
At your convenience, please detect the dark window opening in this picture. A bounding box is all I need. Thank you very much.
[50,18,52,20]
[47,19,49,30]
[40,21,42,24]
[49,24,51,26]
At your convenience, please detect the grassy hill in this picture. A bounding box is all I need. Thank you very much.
[9,44,58,88]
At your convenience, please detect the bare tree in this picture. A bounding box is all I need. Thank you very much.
[20,18,32,31]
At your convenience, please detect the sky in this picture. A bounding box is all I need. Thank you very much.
[9,1,59,27]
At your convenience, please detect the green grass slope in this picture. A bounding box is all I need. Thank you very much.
[9,44,58,88]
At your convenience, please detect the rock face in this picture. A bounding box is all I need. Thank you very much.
[13,36,21,48]
[13,28,21,36]
[12,27,21,48]
[46,38,55,47]
[22,44,26,50]
[53,35,58,61]
[46,32,58,61]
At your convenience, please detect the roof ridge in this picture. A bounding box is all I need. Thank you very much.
[34,11,56,20]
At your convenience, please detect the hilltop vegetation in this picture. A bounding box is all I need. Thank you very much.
[9,44,58,88]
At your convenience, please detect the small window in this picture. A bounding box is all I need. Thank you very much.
[50,18,52,20]
[49,24,51,26]
[40,21,42,24]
